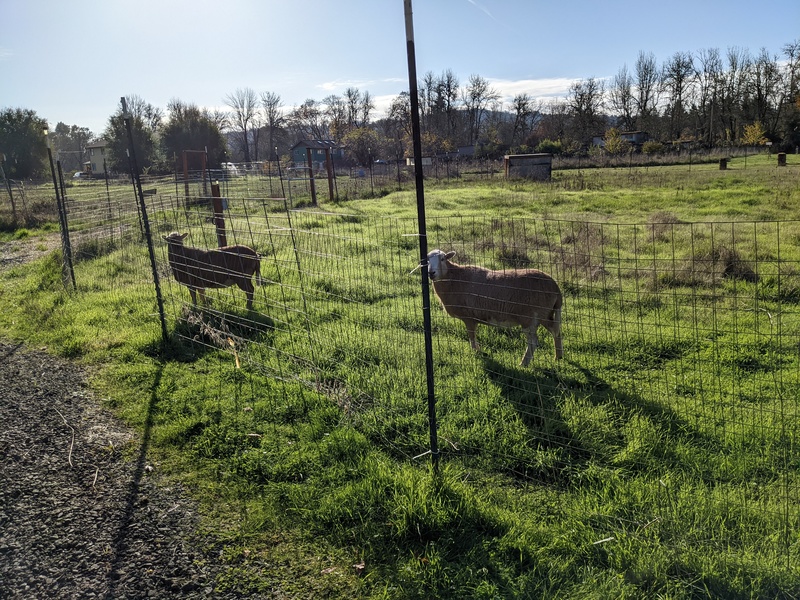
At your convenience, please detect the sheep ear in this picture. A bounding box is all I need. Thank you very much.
[180,233,189,240]
[445,251,456,260]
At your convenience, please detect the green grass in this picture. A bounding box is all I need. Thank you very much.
[1,156,800,597]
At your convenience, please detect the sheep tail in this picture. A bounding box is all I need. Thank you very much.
[549,293,563,324]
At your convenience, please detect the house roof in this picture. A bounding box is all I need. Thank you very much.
[290,139,342,151]
[86,139,107,149]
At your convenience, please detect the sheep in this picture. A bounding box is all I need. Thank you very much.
[162,232,262,311]
[426,249,563,366]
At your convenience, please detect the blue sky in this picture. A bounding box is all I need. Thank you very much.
[2,0,798,136]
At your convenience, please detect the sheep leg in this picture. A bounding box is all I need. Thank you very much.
[462,319,480,351]
[543,307,563,360]
[521,321,540,367]
[188,287,198,307]
[238,279,255,311]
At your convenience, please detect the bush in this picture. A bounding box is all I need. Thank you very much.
[536,139,562,154]
[642,140,665,155]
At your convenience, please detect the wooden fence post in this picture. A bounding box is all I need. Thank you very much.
[211,182,227,247]
[306,148,317,205]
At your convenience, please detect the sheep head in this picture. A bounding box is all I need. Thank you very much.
[162,231,189,245]
[427,249,456,280]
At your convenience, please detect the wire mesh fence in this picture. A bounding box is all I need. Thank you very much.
[47,173,800,569]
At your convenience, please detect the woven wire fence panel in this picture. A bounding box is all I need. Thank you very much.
[63,179,144,263]
[147,192,431,459]
[425,216,800,560]
[59,180,800,567]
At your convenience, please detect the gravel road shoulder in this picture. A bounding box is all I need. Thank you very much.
[0,342,253,599]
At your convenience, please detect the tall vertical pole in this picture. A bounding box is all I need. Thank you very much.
[122,97,168,345]
[45,129,76,290]
[404,0,439,472]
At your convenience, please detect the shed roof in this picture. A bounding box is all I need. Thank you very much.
[290,139,342,151]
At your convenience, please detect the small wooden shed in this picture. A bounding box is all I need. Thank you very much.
[504,153,552,181]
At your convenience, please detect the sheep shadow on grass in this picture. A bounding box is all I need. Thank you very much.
[479,355,717,485]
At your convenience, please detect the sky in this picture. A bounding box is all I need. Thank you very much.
[2,0,799,137]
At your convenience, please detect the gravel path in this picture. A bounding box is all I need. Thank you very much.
[0,342,264,599]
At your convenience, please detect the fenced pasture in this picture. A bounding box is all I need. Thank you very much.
[3,156,800,596]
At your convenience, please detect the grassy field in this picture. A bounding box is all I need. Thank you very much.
[1,153,799,598]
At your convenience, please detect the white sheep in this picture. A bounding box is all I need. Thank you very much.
[162,232,262,310]
[426,249,563,366]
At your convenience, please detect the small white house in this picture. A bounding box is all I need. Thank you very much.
[85,140,108,176]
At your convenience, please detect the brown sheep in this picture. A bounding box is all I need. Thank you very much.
[427,249,563,366]
[162,232,262,310]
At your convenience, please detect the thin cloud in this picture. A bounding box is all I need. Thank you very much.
[489,77,580,103]
[317,79,373,93]
[317,77,405,94]
[0,47,13,61]
[466,0,496,21]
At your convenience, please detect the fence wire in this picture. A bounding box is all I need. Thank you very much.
[58,177,800,570]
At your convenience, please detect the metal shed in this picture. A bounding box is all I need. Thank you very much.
[504,153,552,181]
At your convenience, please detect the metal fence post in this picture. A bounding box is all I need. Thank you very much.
[121,97,168,345]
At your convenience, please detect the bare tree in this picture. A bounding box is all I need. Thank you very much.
[385,91,412,160]
[635,51,661,133]
[261,91,285,160]
[344,88,361,129]
[536,99,570,147]
[718,47,752,143]
[567,77,606,145]
[123,94,163,132]
[694,47,723,144]
[360,90,375,128]
[207,108,229,132]
[608,65,636,131]
[750,48,785,137]
[783,39,800,101]
[324,94,347,141]
[509,93,535,147]
[661,51,695,139]
[339,87,375,131]
[418,69,460,144]
[462,74,500,143]
[781,39,800,149]
[224,87,259,162]
[438,69,461,141]
[418,71,437,129]
[288,99,329,141]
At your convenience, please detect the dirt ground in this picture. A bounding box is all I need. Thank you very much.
[0,238,274,598]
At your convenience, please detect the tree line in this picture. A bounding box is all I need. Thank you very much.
[1,40,798,179]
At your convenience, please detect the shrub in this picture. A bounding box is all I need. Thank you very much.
[536,139,562,154]
[642,140,665,155]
